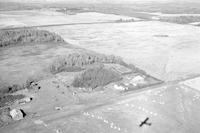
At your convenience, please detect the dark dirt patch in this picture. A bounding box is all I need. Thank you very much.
[0,84,23,94]
[0,94,25,108]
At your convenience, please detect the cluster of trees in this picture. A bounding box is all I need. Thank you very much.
[72,66,121,89]
[0,29,65,47]
[50,52,127,74]
[160,16,200,24]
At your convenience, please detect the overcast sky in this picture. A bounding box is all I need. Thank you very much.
[0,0,199,3]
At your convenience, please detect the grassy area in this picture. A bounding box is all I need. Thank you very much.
[72,66,121,89]
[0,29,65,48]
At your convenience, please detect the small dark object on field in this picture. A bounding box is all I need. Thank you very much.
[38,86,41,90]
[19,109,26,118]
[55,106,62,111]
[72,92,77,95]
[25,78,37,88]
[139,117,151,127]
[72,66,121,90]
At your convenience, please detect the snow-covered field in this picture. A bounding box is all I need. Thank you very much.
[0,9,135,29]
[69,84,200,133]
[44,21,200,81]
[1,9,200,133]
[1,9,200,81]
[5,82,198,133]
[182,77,200,91]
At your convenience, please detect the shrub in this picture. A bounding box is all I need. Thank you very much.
[0,107,12,126]
[0,84,23,94]
[72,66,121,89]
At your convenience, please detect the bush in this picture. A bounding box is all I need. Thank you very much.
[0,84,23,94]
[50,52,127,74]
[0,28,65,47]
[0,107,12,127]
[0,94,25,108]
[72,66,121,89]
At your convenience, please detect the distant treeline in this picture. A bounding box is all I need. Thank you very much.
[160,16,200,24]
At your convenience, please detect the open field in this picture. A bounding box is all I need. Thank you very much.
[84,3,200,25]
[57,84,200,133]
[1,77,200,133]
[181,77,200,91]
[43,20,200,81]
[1,3,200,133]
[0,9,135,29]
[2,10,198,82]
[2,2,200,25]
[91,3,200,15]
[0,43,72,86]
